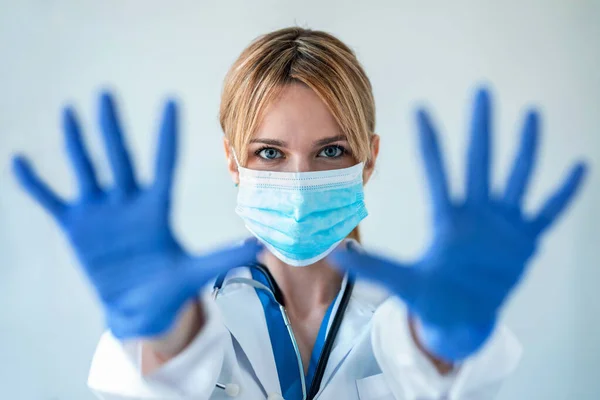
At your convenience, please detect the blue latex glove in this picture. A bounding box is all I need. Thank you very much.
[12,92,262,339]
[330,88,588,362]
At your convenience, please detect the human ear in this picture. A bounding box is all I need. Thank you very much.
[363,134,380,185]
[223,137,239,185]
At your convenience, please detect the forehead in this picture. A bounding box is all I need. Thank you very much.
[253,82,344,145]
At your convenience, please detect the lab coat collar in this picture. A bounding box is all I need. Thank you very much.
[316,239,390,390]
[214,264,390,397]
[317,278,390,395]
[214,267,281,396]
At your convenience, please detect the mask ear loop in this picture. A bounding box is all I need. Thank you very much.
[231,148,241,187]
[231,148,241,168]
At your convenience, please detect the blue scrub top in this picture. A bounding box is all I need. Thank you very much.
[250,268,340,400]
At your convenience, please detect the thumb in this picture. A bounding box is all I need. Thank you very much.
[328,245,420,305]
[183,237,264,292]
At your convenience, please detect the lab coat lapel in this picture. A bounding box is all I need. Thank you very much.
[215,269,281,396]
[319,280,390,392]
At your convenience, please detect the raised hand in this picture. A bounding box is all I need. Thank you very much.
[12,93,261,339]
[330,88,588,362]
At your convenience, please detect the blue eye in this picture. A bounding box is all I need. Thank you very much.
[318,145,345,158]
[257,147,283,160]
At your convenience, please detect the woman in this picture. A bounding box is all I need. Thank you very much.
[13,27,587,399]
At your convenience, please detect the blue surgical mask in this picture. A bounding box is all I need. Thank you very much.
[234,161,368,267]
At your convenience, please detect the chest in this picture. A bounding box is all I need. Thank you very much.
[212,324,396,400]
[287,308,328,373]
[213,267,393,399]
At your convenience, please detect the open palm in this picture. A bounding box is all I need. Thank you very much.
[331,88,588,361]
[12,93,261,339]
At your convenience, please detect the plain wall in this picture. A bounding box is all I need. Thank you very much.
[1,1,598,399]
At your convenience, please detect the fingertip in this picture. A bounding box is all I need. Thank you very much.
[12,154,26,168]
[253,238,265,252]
[62,107,79,133]
[415,109,435,138]
[241,235,257,246]
[165,98,178,113]
[11,155,30,179]
[98,90,119,120]
[563,161,588,187]
[326,254,346,271]
[524,109,540,128]
[327,247,352,267]
[98,91,113,123]
[99,89,114,105]
[162,99,178,125]
[575,161,589,176]
[520,111,540,151]
[346,239,360,252]
[417,108,432,129]
[572,161,589,186]
[62,105,75,119]
[239,236,264,254]
[11,156,40,196]
[474,85,492,103]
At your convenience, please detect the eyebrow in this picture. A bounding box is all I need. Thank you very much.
[249,135,347,148]
[313,135,347,146]
[249,138,287,146]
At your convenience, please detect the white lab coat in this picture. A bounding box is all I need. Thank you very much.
[87,266,522,400]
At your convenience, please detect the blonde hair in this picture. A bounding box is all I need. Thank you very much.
[219,27,375,242]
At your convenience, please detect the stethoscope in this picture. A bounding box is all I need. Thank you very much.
[211,262,355,400]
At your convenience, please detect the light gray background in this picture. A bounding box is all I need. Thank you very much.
[1,1,598,399]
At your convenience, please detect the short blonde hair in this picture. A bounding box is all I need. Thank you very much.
[219,27,376,167]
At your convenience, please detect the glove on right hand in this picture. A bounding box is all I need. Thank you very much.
[13,92,261,339]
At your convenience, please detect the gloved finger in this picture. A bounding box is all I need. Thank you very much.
[466,88,492,203]
[63,107,101,197]
[416,109,451,218]
[503,111,539,207]
[99,92,137,194]
[12,156,67,219]
[328,247,420,305]
[153,100,178,193]
[184,237,265,291]
[529,162,588,235]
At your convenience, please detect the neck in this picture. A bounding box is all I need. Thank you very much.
[259,251,343,319]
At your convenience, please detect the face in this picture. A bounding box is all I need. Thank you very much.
[225,82,379,182]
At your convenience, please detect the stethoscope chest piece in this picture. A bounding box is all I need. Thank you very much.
[215,382,240,397]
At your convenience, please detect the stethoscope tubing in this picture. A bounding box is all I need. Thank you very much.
[212,263,354,400]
